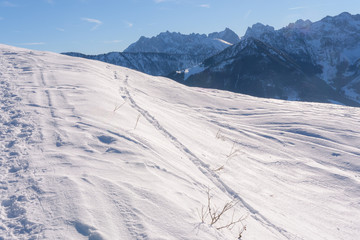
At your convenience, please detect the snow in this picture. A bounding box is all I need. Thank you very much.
[184,65,206,80]
[318,60,338,85]
[1,44,360,240]
[342,46,360,64]
[342,75,360,104]
[213,39,233,46]
[243,13,360,101]
[124,30,234,56]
